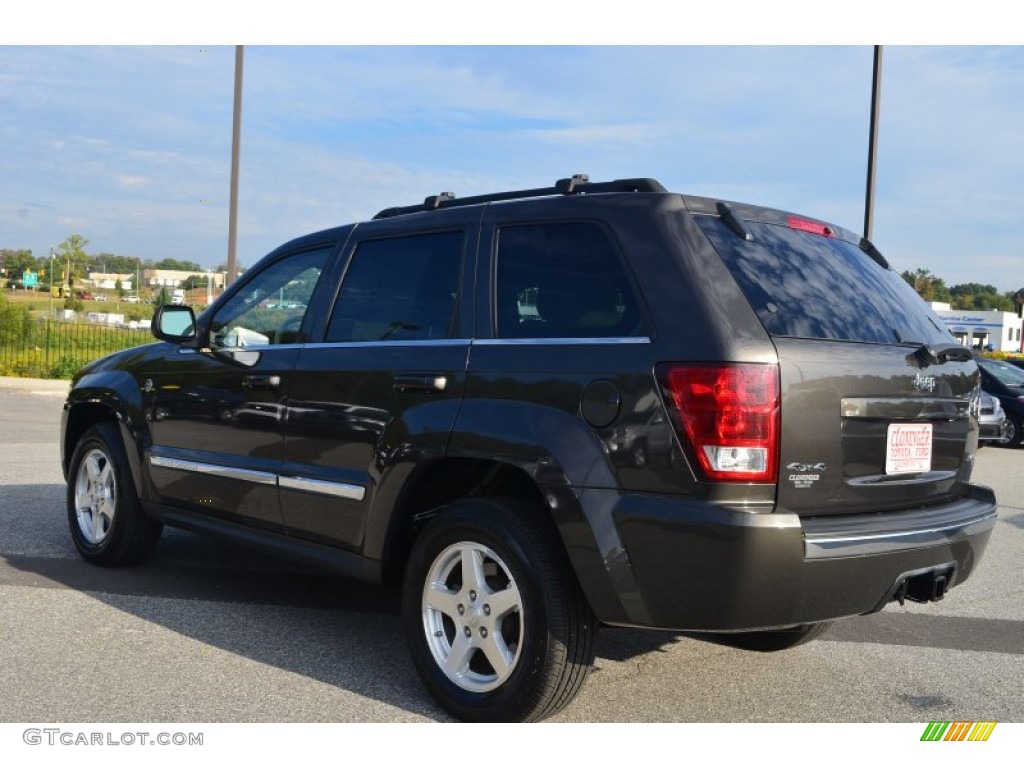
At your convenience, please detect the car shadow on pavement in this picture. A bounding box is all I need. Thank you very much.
[1,492,689,721]
[4,484,1022,721]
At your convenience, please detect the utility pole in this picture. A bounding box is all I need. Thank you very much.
[227,45,244,287]
[864,45,883,241]
[49,248,55,316]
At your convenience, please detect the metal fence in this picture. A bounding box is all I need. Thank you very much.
[0,318,153,379]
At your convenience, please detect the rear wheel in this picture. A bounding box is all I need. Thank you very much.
[402,498,595,722]
[709,621,833,652]
[67,422,162,565]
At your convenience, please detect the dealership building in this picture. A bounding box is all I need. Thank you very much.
[929,304,1023,353]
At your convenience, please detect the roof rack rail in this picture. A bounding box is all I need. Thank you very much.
[372,175,667,219]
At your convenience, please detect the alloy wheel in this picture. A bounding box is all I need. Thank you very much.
[421,541,524,693]
[74,448,117,545]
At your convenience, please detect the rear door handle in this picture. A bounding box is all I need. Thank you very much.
[243,374,281,390]
[393,374,448,394]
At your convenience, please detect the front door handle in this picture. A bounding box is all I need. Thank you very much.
[393,374,448,394]
[242,374,281,390]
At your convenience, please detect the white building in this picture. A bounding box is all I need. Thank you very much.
[143,269,226,290]
[85,272,134,292]
[930,304,1023,353]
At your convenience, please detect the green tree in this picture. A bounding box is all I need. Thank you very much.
[154,286,170,308]
[949,283,1014,312]
[56,234,90,290]
[115,278,125,298]
[94,252,143,275]
[0,291,33,343]
[900,268,951,303]
[0,248,37,286]
[182,274,209,291]
[154,258,203,272]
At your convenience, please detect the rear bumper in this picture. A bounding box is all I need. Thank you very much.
[599,483,997,631]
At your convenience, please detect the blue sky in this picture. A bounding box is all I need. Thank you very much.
[2,42,1022,291]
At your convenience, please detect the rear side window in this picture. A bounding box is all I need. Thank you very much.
[495,222,646,339]
[696,217,950,345]
[326,231,463,343]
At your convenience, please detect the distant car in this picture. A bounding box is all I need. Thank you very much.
[76,291,94,301]
[124,295,140,303]
[608,409,674,467]
[976,358,1024,448]
[94,294,108,302]
[975,391,1007,445]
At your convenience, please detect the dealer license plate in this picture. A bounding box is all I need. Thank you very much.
[886,423,933,474]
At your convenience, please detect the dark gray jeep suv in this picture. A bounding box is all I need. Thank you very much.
[61,176,997,721]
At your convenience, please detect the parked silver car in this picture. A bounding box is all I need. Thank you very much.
[976,390,1007,445]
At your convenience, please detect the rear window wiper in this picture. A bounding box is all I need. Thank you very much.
[904,340,973,367]
[716,202,753,241]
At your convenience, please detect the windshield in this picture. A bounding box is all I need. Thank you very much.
[978,358,1024,388]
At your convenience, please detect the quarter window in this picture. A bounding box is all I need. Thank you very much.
[495,222,645,339]
[326,231,463,343]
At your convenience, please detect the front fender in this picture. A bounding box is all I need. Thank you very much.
[62,369,152,499]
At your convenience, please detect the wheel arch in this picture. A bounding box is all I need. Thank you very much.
[370,454,632,626]
[62,371,150,498]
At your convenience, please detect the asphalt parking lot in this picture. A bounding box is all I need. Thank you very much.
[1,380,1021,723]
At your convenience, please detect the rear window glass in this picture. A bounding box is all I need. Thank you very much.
[696,216,951,345]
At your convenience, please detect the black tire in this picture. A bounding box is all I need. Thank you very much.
[67,422,162,566]
[709,621,833,652]
[998,415,1022,448]
[402,498,596,722]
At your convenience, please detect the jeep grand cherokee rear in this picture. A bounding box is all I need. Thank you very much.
[61,176,996,723]
[598,195,996,635]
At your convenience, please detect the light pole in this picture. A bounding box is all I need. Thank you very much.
[227,45,244,287]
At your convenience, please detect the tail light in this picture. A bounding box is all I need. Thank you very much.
[659,363,780,482]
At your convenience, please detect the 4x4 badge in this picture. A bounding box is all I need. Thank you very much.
[787,462,827,472]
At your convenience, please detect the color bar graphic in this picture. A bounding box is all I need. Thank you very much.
[921,721,996,742]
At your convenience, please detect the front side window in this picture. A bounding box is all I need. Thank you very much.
[209,247,331,348]
[495,222,645,339]
[326,231,463,343]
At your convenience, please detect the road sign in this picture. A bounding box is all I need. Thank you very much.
[22,271,38,287]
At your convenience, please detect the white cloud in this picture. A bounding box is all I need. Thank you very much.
[1,44,1021,294]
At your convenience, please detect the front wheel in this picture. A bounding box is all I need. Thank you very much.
[998,415,1022,448]
[402,498,595,722]
[67,422,162,566]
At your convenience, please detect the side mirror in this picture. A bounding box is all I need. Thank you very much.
[152,305,197,343]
